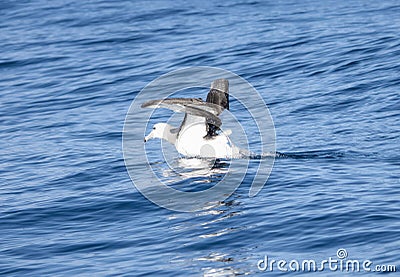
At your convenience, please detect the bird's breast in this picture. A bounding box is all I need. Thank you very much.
[176,125,234,158]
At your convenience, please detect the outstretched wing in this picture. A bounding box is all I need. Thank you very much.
[141,98,222,128]
[206,78,229,111]
[205,79,229,137]
[141,79,230,138]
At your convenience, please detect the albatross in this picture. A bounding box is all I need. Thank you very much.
[142,79,246,159]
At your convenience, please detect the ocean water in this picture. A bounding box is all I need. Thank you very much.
[1,0,400,276]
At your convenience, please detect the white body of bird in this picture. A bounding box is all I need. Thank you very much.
[145,122,241,159]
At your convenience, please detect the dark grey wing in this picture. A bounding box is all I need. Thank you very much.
[141,98,222,114]
[141,98,222,133]
[205,79,229,137]
[141,98,203,111]
[206,79,229,111]
[183,106,221,127]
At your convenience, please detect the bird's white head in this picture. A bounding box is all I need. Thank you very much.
[144,123,176,143]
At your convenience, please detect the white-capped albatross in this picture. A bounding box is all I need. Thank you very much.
[142,79,245,159]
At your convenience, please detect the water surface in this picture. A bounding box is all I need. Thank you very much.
[1,0,399,276]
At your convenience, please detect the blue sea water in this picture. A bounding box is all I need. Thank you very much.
[1,0,400,276]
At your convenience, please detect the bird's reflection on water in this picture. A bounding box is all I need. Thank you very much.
[150,158,253,275]
[168,198,253,276]
[149,157,231,192]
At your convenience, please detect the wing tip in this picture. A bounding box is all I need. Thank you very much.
[141,100,160,108]
[211,78,229,93]
[141,101,151,108]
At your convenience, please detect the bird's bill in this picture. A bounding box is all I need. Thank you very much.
[144,131,154,142]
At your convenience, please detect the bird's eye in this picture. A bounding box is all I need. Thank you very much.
[153,127,156,130]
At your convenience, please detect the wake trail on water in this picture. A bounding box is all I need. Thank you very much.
[249,150,377,160]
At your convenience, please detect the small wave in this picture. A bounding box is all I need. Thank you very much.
[272,150,380,160]
[274,150,346,159]
[244,150,346,160]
